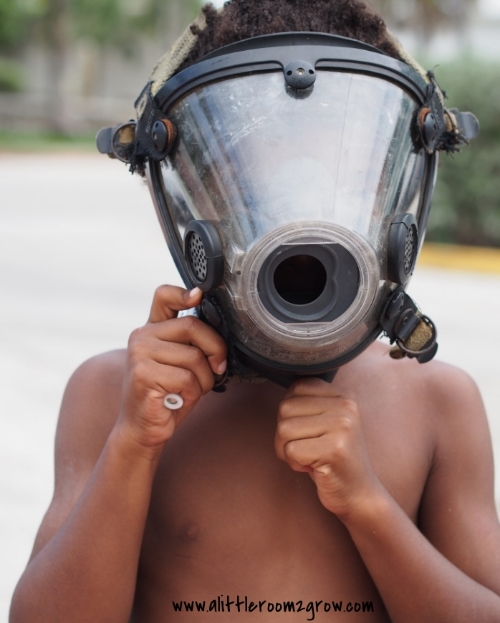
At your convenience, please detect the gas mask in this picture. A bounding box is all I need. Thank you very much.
[97,29,478,388]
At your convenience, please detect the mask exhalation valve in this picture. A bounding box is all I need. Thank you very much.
[184,220,224,292]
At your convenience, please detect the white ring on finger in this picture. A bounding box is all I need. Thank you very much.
[164,394,184,410]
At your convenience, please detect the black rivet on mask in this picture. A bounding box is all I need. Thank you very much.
[284,60,316,90]
[422,113,439,151]
[152,118,176,154]
[152,121,167,151]
[386,291,405,320]
[394,309,421,342]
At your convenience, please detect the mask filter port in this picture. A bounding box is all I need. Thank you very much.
[184,220,224,292]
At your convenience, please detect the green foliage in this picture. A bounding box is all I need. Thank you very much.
[71,0,130,46]
[68,0,203,55]
[426,59,500,247]
[0,129,96,151]
[0,56,23,90]
[0,0,203,52]
[0,0,27,50]
[70,0,200,49]
[0,0,47,50]
[72,0,203,47]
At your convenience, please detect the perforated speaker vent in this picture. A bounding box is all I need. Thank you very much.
[387,213,419,286]
[184,220,224,292]
[188,232,208,282]
[404,226,417,275]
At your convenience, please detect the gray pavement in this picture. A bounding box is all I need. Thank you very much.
[1,154,499,622]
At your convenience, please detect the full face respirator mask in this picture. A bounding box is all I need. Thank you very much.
[97,23,479,389]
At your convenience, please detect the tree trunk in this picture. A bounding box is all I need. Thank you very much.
[45,0,73,134]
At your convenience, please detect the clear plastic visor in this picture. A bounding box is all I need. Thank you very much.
[158,70,427,270]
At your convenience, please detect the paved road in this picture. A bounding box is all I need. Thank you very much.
[1,154,499,622]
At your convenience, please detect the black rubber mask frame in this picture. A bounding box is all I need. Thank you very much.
[154,32,429,110]
[145,32,437,288]
[141,33,444,387]
[127,32,435,177]
[92,32,479,385]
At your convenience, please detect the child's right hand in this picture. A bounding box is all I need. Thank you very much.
[116,285,227,454]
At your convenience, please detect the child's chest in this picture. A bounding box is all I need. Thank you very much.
[133,378,431,620]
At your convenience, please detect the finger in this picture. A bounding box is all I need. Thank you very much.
[288,461,313,474]
[276,412,329,444]
[277,436,318,473]
[286,377,355,401]
[275,415,327,463]
[143,338,217,395]
[286,377,338,398]
[148,285,203,323]
[284,437,330,470]
[128,358,203,408]
[278,396,339,420]
[145,316,228,376]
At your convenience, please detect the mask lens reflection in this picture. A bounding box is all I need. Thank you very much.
[273,255,327,306]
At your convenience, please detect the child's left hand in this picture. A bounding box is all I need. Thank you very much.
[275,377,384,520]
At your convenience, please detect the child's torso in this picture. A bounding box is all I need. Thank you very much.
[132,348,433,622]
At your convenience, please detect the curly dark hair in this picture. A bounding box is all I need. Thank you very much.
[178,0,402,72]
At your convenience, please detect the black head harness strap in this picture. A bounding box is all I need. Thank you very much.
[416,70,479,155]
[96,83,177,175]
[96,33,479,174]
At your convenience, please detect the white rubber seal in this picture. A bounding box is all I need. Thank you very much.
[163,394,184,410]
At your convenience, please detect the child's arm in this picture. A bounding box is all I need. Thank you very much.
[9,286,227,623]
[275,370,500,622]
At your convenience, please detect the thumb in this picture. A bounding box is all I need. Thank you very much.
[148,286,203,323]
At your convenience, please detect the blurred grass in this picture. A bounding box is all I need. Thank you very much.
[0,130,97,152]
[418,242,500,273]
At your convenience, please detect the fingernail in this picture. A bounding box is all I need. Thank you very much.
[188,287,202,299]
[216,360,227,375]
[315,466,332,476]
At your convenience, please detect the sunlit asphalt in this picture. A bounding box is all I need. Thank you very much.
[1,153,499,621]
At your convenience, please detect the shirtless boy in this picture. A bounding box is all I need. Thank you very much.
[10,1,500,622]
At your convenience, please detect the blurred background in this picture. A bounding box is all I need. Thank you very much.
[1,1,499,622]
[1,0,499,244]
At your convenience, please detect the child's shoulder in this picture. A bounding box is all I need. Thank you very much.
[57,349,128,456]
[363,340,480,395]
[358,341,486,431]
